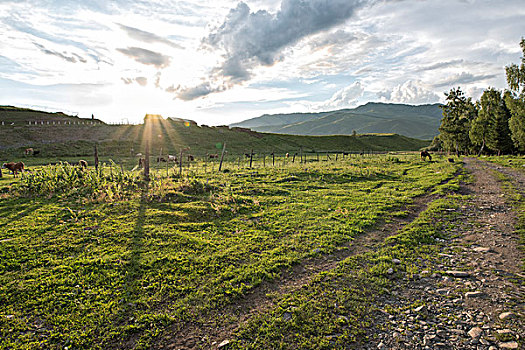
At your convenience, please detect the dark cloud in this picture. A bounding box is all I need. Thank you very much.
[116,47,170,68]
[135,77,147,86]
[33,42,86,63]
[434,72,497,88]
[172,0,372,100]
[121,76,148,86]
[117,24,184,49]
[205,0,370,80]
[173,82,226,101]
[416,59,463,72]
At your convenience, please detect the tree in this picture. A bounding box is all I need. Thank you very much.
[506,38,525,95]
[439,87,477,155]
[506,38,525,151]
[481,88,513,155]
[469,100,489,155]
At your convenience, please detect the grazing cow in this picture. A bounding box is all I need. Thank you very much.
[78,160,88,168]
[420,150,432,161]
[138,158,145,168]
[33,150,40,156]
[2,162,24,177]
[208,154,219,159]
[187,154,194,161]
[25,148,33,155]
[285,153,289,158]
[168,155,178,162]
[157,156,167,162]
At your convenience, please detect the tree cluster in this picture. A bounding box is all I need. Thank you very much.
[437,38,525,155]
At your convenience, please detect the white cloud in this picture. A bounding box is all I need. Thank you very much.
[324,82,364,108]
[378,80,440,104]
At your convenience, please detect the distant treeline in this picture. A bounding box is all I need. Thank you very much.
[431,38,525,156]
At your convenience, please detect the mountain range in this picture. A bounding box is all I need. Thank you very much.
[230,102,443,140]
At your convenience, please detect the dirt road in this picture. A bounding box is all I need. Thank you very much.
[367,158,524,349]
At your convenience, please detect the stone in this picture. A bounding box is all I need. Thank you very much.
[377,341,386,349]
[387,267,394,275]
[499,341,518,349]
[218,340,230,348]
[499,312,516,321]
[446,270,470,278]
[473,247,491,253]
[282,312,292,322]
[465,291,485,298]
[468,327,483,338]
[392,258,402,265]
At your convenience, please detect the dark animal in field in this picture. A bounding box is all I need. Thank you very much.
[25,148,33,155]
[208,154,219,159]
[420,150,432,161]
[138,158,145,168]
[168,155,178,162]
[78,160,88,168]
[157,156,167,162]
[448,158,454,163]
[187,154,194,161]
[33,150,40,156]
[2,162,25,177]
[285,153,289,158]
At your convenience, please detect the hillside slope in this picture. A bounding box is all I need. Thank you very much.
[0,106,430,158]
[230,102,443,140]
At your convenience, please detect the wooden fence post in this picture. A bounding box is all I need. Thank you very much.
[179,149,183,177]
[144,141,150,181]
[292,153,296,163]
[219,142,227,172]
[249,149,253,168]
[272,151,275,166]
[94,144,99,171]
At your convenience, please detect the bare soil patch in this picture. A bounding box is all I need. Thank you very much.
[365,158,524,349]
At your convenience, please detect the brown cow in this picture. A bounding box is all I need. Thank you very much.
[2,162,25,177]
[420,150,432,161]
[25,148,34,155]
[208,154,219,159]
[78,160,88,168]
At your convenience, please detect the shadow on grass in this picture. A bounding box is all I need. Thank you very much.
[0,198,49,227]
[109,183,148,347]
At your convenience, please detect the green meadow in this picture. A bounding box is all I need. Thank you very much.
[0,154,462,349]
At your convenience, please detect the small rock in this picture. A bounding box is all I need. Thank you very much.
[497,329,513,335]
[465,291,485,299]
[468,327,483,338]
[392,258,402,264]
[499,312,516,321]
[282,312,292,322]
[414,305,428,314]
[377,341,385,349]
[218,340,230,348]
[446,270,470,278]
[473,247,491,253]
[387,267,394,275]
[499,341,518,349]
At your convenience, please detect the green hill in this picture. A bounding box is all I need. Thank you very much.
[230,102,443,140]
[0,106,429,160]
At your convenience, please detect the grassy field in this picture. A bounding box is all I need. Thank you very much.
[0,154,462,349]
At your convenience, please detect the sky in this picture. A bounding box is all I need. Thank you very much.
[0,0,524,125]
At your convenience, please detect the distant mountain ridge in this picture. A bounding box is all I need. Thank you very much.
[230,102,443,140]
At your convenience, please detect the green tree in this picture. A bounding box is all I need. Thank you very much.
[506,38,525,151]
[469,100,489,155]
[439,87,477,155]
[479,88,513,155]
